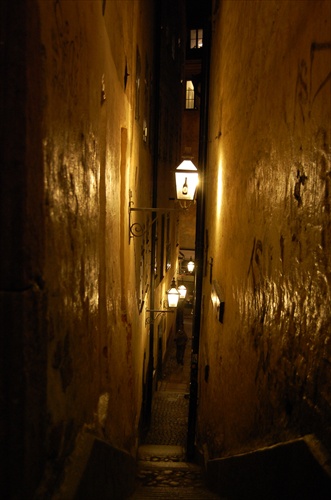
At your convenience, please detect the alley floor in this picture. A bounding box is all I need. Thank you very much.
[143,314,192,447]
[128,312,222,499]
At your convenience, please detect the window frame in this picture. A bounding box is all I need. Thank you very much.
[190,28,203,49]
[185,80,195,110]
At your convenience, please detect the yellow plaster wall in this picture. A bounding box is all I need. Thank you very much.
[38,0,156,457]
[199,0,331,458]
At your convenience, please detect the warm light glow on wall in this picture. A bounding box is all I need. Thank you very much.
[216,161,223,216]
[213,159,224,243]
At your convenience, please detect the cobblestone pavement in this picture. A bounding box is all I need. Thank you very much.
[143,391,189,447]
[128,315,222,498]
[143,315,192,447]
[132,458,220,499]
[136,448,205,489]
[129,444,221,499]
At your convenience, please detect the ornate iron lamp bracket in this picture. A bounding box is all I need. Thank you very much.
[145,309,174,325]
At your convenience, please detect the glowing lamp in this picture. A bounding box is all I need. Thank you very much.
[167,279,180,308]
[175,160,198,201]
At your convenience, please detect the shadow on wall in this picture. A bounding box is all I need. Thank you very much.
[207,435,331,500]
[49,433,136,500]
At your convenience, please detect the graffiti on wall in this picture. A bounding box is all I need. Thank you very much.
[294,42,331,125]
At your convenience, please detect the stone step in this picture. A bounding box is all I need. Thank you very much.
[137,444,187,462]
[137,459,202,471]
[128,485,222,499]
[136,460,205,484]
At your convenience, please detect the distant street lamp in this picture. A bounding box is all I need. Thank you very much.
[187,258,195,273]
[178,284,187,299]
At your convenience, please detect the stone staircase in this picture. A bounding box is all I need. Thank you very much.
[128,445,221,499]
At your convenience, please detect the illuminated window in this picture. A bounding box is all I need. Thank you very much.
[190,29,203,49]
[185,80,195,109]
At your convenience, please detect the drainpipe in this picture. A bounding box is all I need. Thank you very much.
[187,8,211,461]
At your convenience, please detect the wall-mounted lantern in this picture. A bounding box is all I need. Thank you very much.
[175,160,199,201]
[166,278,180,308]
[145,278,181,324]
[187,258,195,273]
[129,160,199,241]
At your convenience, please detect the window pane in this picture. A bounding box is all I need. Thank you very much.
[186,80,195,109]
[190,29,196,49]
[198,29,203,48]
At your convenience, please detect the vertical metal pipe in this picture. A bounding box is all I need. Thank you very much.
[187,5,211,460]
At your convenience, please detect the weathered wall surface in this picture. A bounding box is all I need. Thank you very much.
[1,0,156,496]
[199,0,331,459]
[40,0,160,491]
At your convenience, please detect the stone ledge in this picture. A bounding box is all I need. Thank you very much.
[207,435,331,500]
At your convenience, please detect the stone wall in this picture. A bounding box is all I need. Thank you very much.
[198,0,331,459]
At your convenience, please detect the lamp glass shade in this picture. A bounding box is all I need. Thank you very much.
[178,285,187,299]
[187,259,195,273]
[175,160,198,201]
[167,285,180,308]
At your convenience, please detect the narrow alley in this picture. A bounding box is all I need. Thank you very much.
[129,312,220,499]
[1,1,331,498]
